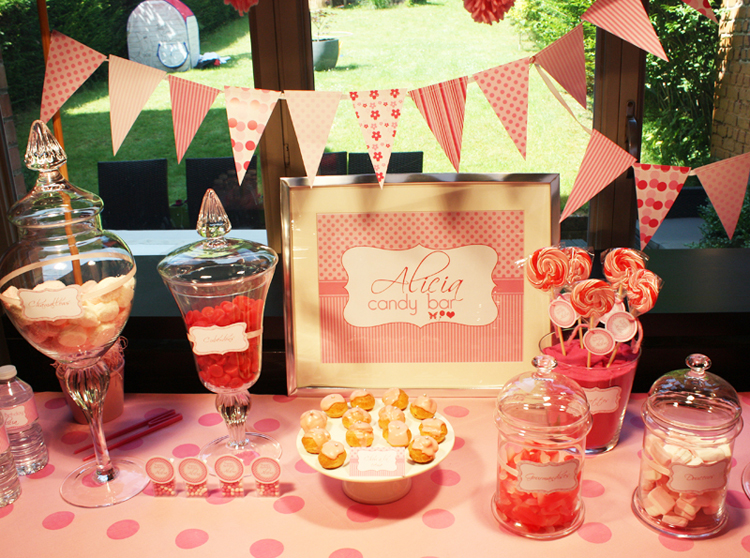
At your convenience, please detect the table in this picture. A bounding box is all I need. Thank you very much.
[3,392,749,557]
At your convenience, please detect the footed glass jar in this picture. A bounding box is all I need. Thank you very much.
[632,354,743,538]
[493,355,591,539]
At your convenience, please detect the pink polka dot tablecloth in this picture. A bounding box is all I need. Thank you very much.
[4,392,750,557]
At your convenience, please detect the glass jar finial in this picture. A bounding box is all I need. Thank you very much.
[196,188,232,240]
[24,120,66,172]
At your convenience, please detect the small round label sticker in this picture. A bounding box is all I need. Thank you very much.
[214,455,244,483]
[251,457,281,484]
[178,457,208,484]
[145,456,174,483]
[548,297,577,328]
[583,328,615,355]
[599,299,626,326]
[606,311,637,342]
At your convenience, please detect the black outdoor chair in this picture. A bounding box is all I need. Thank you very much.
[347,151,423,175]
[97,158,171,230]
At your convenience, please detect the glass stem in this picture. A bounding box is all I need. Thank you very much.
[216,390,251,449]
[65,361,116,483]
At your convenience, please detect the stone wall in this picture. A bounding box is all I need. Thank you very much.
[711,0,750,159]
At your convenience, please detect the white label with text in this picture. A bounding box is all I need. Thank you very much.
[668,460,729,494]
[189,323,249,355]
[583,386,622,415]
[19,286,83,320]
[516,460,580,494]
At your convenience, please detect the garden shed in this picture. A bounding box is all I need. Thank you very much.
[126,0,200,72]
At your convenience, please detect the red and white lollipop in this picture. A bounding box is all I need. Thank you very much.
[602,248,646,292]
[563,247,592,285]
[525,247,569,292]
[570,279,615,325]
[626,269,662,317]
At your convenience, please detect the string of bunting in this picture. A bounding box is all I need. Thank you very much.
[39,0,747,247]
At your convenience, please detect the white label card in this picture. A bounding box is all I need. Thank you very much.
[516,460,580,494]
[188,323,250,355]
[19,286,83,320]
[583,386,622,415]
[668,460,729,494]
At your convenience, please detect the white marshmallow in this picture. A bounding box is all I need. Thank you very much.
[58,326,88,348]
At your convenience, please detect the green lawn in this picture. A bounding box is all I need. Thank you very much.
[14,1,591,210]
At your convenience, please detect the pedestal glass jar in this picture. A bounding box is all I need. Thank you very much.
[632,354,743,538]
[493,355,592,539]
[158,189,279,469]
[0,121,145,507]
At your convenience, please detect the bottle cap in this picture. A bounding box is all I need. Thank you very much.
[0,365,18,380]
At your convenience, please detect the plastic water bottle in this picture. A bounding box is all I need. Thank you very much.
[0,414,21,506]
[0,365,48,475]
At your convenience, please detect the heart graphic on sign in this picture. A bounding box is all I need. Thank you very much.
[447,312,455,319]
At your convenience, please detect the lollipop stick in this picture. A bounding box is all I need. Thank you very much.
[606,342,619,368]
[586,318,593,367]
[556,325,567,356]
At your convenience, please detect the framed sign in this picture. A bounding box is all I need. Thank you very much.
[281,173,559,395]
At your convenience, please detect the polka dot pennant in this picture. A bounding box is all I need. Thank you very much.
[473,60,529,159]
[633,163,690,249]
[168,75,220,163]
[285,90,343,184]
[692,152,750,240]
[533,24,587,110]
[349,89,408,187]
[40,31,106,124]
[224,86,281,185]
[681,0,718,23]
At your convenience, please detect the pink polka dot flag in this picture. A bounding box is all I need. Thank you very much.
[349,89,408,187]
[681,0,718,23]
[168,75,220,163]
[561,129,636,222]
[692,151,750,240]
[633,163,690,249]
[409,77,468,171]
[284,90,342,185]
[223,87,281,185]
[473,60,529,159]
[40,31,106,124]
[533,24,587,110]
[582,0,668,61]
[108,56,166,154]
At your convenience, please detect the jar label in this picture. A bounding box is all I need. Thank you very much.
[516,460,580,494]
[188,323,250,355]
[668,460,729,494]
[214,455,244,482]
[19,286,83,321]
[0,399,39,432]
[583,386,621,415]
[178,457,208,484]
[251,457,281,484]
[145,456,175,484]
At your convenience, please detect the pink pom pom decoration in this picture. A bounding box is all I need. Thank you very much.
[463,0,516,25]
[225,0,259,16]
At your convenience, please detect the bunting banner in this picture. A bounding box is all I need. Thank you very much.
[224,87,281,185]
[108,56,166,155]
[582,0,668,61]
[473,60,529,159]
[40,31,107,124]
[692,152,750,240]
[533,24,587,110]
[408,77,469,171]
[681,0,718,23]
[168,76,221,163]
[285,90,343,185]
[561,129,636,222]
[350,88,408,187]
[534,64,590,134]
[633,163,690,249]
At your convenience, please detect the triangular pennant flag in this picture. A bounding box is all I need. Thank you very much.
[692,152,750,240]
[561,129,636,222]
[408,77,468,171]
[473,60,530,159]
[533,25,587,109]
[284,90,342,185]
[681,0,718,23]
[224,87,280,184]
[350,88,408,187]
[535,64,590,133]
[40,31,106,123]
[168,76,220,163]
[633,163,690,249]
[109,56,166,154]
[582,0,668,61]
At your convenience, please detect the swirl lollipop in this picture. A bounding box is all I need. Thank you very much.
[570,279,615,325]
[525,247,569,292]
[563,247,592,285]
[626,269,662,316]
[602,248,646,292]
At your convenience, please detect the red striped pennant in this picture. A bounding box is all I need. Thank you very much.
[534,24,587,110]
[168,76,220,163]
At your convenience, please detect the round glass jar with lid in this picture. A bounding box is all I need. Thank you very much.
[632,354,743,538]
[493,355,592,539]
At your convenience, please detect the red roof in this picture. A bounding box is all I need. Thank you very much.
[163,0,194,21]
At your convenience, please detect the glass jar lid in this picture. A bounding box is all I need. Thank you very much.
[495,355,591,438]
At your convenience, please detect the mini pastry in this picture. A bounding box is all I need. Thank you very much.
[419,418,448,443]
[345,421,374,447]
[410,395,437,420]
[300,409,328,432]
[320,394,347,418]
[383,420,412,447]
[382,387,409,410]
[342,406,371,429]
[318,440,346,469]
[301,426,330,454]
[349,389,376,411]
[408,435,439,464]
[378,404,405,430]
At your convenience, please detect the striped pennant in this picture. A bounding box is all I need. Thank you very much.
[534,24,587,110]
[535,64,590,133]
[582,0,668,61]
[692,152,750,240]
[561,130,636,222]
[473,59,530,159]
[408,77,468,171]
[681,0,718,23]
[108,56,166,155]
[168,76,220,163]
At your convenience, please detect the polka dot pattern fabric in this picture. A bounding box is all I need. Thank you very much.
[693,152,750,240]
[633,163,690,249]
[681,0,717,22]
